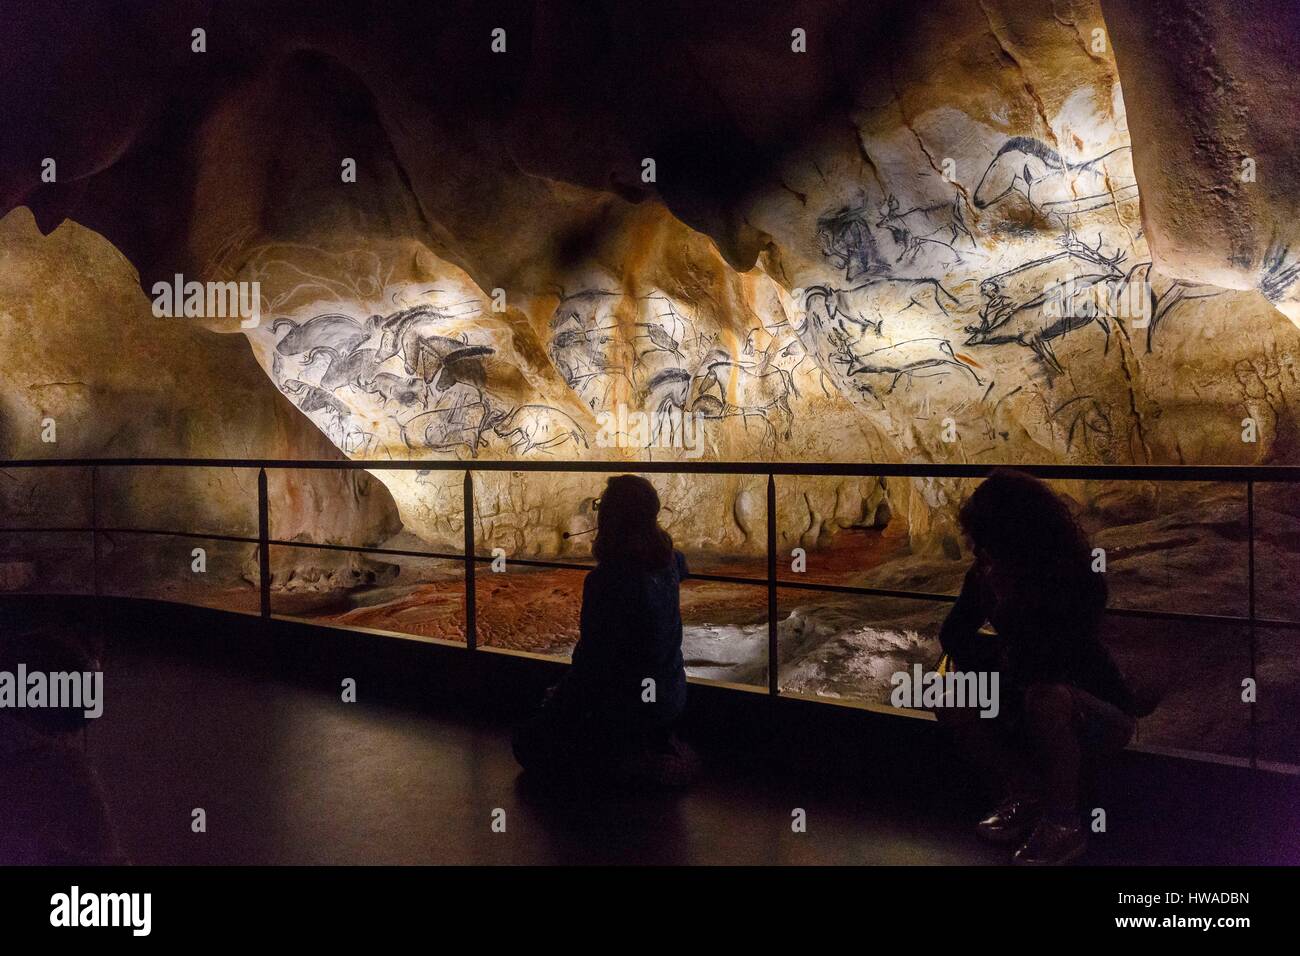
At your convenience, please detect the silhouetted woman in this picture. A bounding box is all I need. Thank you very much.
[512,475,697,787]
[938,468,1145,865]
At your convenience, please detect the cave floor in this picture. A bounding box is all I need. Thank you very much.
[86,645,991,865]
[79,641,1298,866]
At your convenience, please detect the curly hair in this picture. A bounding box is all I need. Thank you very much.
[958,468,1095,580]
[592,475,674,570]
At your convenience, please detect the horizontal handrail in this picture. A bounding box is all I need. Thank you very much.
[6,522,1299,632]
[3,457,1300,483]
[1,454,1291,772]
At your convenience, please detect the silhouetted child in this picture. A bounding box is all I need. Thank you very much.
[512,475,698,787]
[937,468,1148,865]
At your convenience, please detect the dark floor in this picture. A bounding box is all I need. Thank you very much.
[79,641,1300,866]
[85,647,997,865]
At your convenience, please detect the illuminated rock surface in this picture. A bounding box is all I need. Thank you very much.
[0,209,401,594]
[1,0,1298,758]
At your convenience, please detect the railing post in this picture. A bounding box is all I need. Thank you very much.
[1247,480,1257,770]
[767,473,778,697]
[258,468,271,620]
[464,470,477,651]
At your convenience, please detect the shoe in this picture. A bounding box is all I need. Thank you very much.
[975,796,1040,845]
[1012,818,1088,866]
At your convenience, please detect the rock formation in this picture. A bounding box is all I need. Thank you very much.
[3,0,1297,758]
[4,5,1297,518]
[0,208,401,598]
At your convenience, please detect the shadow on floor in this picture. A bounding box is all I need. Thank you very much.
[5,595,1297,865]
[78,644,1298,865]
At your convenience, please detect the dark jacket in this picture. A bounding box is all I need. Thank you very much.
[939,559,1136,715]
[555,550,689,731]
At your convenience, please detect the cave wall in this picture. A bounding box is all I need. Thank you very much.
[3,0,1299,562]
[0,208,401,593]
[1101,0,1300,324]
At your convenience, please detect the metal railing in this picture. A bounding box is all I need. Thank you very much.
[4,457,1300,770]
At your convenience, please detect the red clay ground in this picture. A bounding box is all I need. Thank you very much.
[306,528,907,654]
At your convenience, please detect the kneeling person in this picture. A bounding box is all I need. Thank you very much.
[512,475,697,788]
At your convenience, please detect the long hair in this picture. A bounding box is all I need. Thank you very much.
[592,475,674,570]
[959,468,1096,584]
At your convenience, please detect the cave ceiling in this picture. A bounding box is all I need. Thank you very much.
[3,0,1299,501]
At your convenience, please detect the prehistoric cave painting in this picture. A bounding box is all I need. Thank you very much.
[965,231,1133,370]
[688,349,798,443]
[341,428,383,457]
[544,286,816,452]
[802,278,962,344]
[552,326,627,408]
[280,378,353,444]
[373,303,483,383]
[273,313,382,357]
[244,249,400,321]
[1261,239,1300,306]
[304,345,381,392]
[488,404,589,454]
[816,205,885,281]
[431,345,497,392]
[641,367,693,432]
[791,107,1189,436]
[834,337,982,404]
[799,281,983,408]
[635,322,686,361]
[548,290,630,411]
[972,138,1138,219]
[398,393,589,459]
[366,372,428,409]
[634,297,690,364]
[817,180,979,284]
[1119,262,1226,354]
[305,343,428,410]
[812,192,968,321]
[399,392,493,458]
[965,230,1221,369]
[272,301,587,460]
[876,194,977,266]
[1146,285,1225,352]
[804,285,884,339]
[1053,394,1115,457]
[679,309,807,448]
